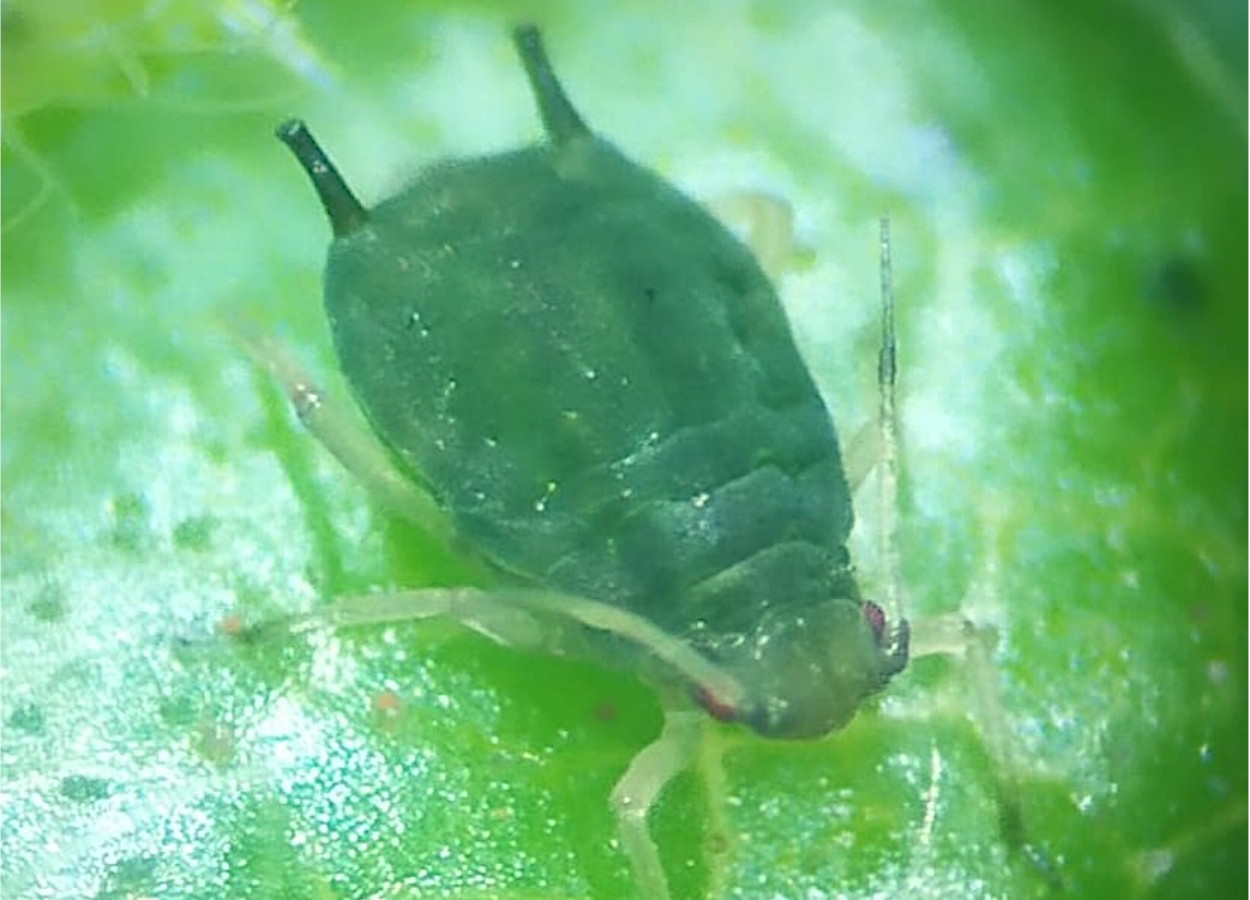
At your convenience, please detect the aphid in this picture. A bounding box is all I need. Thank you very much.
[264,25,911,899]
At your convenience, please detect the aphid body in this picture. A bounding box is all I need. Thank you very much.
[273,24,910,897]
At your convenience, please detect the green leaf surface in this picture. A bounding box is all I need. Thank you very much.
[3,1,1245,898]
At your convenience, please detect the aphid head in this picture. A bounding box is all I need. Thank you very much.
[695,600,909,740]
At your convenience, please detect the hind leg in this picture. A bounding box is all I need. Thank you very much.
[707,189,801,280]
[236,329,455,543]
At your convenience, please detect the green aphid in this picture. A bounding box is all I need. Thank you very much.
[266,24,910,899]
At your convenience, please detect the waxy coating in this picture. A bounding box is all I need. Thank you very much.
[277,25,907,739]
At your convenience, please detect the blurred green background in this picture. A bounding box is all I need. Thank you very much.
[2,1,1245,898]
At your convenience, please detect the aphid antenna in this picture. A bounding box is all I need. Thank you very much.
[877,215,905,628]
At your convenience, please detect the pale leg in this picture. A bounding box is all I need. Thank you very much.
[907,576,1061,887]
[281,578,716,900]
[842,420,881,493]
[274,585,744,714]
[611,710,705,900]
[707,190,799,280]
[235,329,455,543]
[281,587,548,650]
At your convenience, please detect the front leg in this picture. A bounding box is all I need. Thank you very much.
[908,604,1062,888]
[256,586,730,900]
[611,709,705,900]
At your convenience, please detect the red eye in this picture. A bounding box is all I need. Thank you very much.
[862,600,887,644]
[694,686,738,723]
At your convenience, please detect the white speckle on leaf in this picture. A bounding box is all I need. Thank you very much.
[1207,660,1229,685]
[534,480,558,512]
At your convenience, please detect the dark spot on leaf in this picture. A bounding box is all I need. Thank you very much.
[1145,257,1205,315]
[7,702,46,735]
[0,5,30,47]
[157,696,196,728]
[96,855,161,899]
[108,492,149,552]
[27,582,67,622]
[60,774,112,803]
[193,720,236,765]
[172,515,215,551]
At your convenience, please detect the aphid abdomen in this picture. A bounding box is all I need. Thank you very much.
[543,417,855,632]
[324,136,857,638]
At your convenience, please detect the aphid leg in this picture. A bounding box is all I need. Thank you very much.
[277,587,549,649]
[610,709,704,900]
[235,329,455,544]
[842,420,882,492]
[278,585,745,708]
[908,548,1063,889]
[706,190,798,280]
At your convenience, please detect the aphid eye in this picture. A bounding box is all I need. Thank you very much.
[862,599,888,645]
[694,686,739,723]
